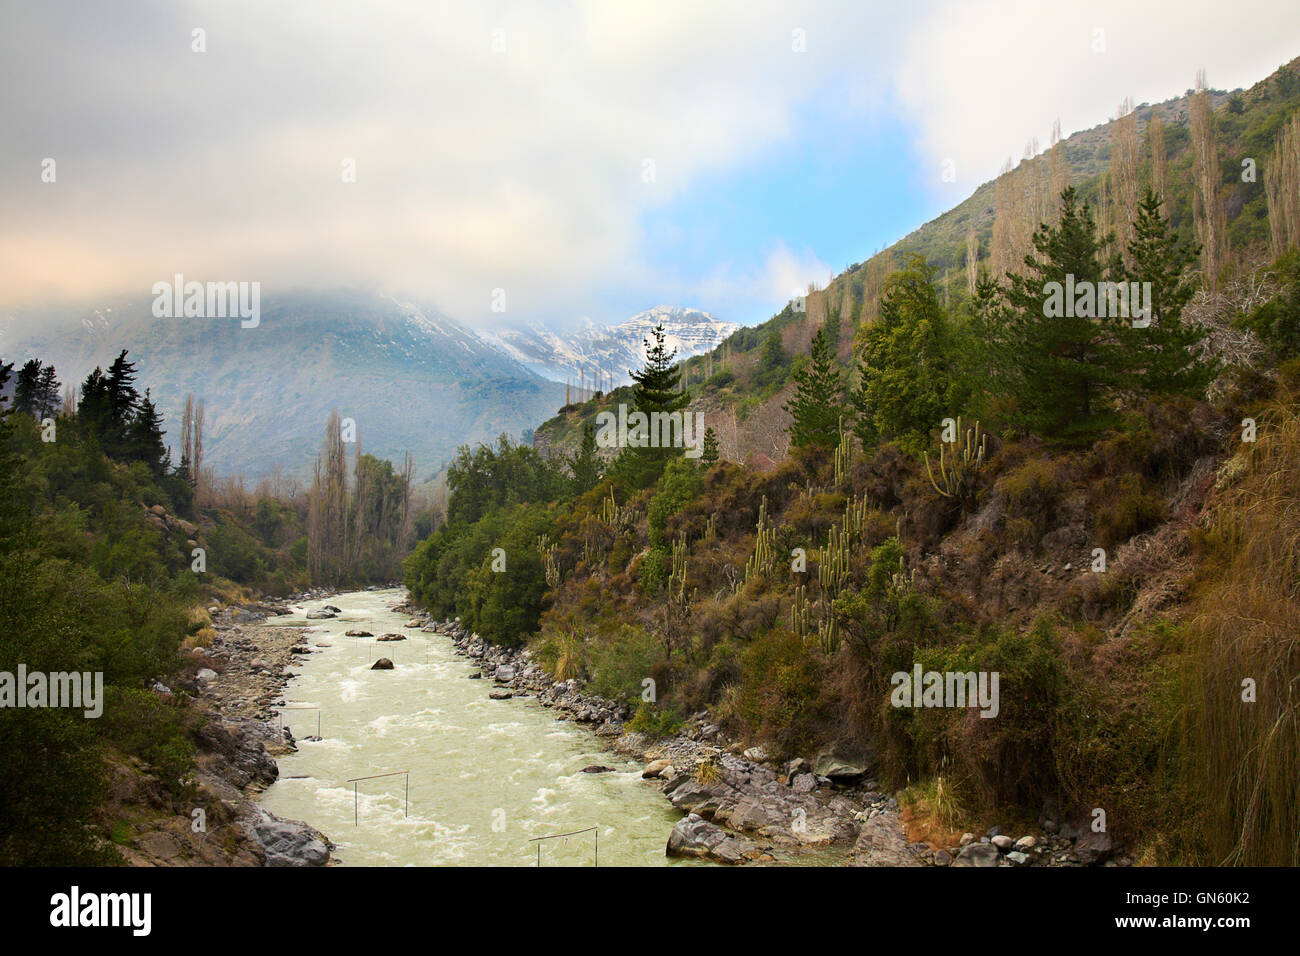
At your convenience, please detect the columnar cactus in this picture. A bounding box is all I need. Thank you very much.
[924,417,987,506]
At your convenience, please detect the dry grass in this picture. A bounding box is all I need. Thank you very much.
[899,776,969,848]
[1180,385,1300,865]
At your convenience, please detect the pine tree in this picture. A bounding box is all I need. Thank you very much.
[568,422,601,495]
[127,389,168,475]
[621,324,688,486]
[996,187,1128,444]
[701,426,720,464]
[853,255,956,451]
[12,360,41,416]
[785,327,846,452]
[36,365,60,420]
[1122,187,1216,397]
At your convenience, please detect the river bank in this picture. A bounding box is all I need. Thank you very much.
[112,588,351,866]
[405,604,1131,867]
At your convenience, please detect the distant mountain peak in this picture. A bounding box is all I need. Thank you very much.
[481,306,740,386]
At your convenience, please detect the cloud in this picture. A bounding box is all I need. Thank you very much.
[893,0,1300,196]
[687,243,831,315]
[0,0,899,322]
[2,0,1294,327]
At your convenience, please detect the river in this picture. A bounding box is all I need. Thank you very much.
[257,588,700,866]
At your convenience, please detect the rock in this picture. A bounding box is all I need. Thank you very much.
[642,759,673,779]
[991,834,1014,851]
[742,745,770,763]
[1015,835,1037,850]
[852,809,922,867]
[666,813,762,865]
[784,757,813,777]
[814,753,868,780]
[377,633,406,641]
[1072,830,1114,865]
[494,664,517,682]
[404,620,423,628]
[791,773,817,793]
[245,807,331,866]
[150,681,173,695]
[488,689,512,700]
[1006,851,1030,865]
[345,630,373,637]
[934,849,953,865]
[581,765,615,774]
[959,832,976,846]
[306,611,335,620]
[196,668,218,682]
[952,842,1001,867]
[323,605,342,613]
[370,658,394,670]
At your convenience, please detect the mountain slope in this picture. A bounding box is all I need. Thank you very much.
[4,291,564,481]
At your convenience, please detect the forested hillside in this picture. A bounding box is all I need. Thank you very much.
[0,350,419,863]
[408,57,1300,864]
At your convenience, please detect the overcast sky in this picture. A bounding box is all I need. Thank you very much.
[2,0,1298,330]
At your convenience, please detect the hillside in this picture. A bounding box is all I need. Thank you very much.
[410,52,1300,867]
[536,58,1300,467]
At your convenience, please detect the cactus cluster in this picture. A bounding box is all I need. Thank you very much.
[924,417,987,507]
[600,488,639,533]
[669,534,692,611]
[741,495,780,588]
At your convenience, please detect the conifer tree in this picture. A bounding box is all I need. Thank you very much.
[785,327,846,452]
[995,187,1129,444]
[701,426,720,464]
[12,360,42,416]
[853,255,956,451]
[622,324,688,486]
[128,388,168,475]
[568,422,601,495]
[1122,187,1216,397]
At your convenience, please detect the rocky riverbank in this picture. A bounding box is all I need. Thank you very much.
[406,604,1132,868]
[114,589,344,867]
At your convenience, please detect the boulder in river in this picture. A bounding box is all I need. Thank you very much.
[306,611,336,620]
[666,813,768,864]
[345,629,373,637]
[370,658,394,670]
[494,664,516,682]
[489,689,512,700]
[581,765,615,773]
[377,633,406,641]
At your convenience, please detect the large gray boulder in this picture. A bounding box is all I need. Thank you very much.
[666,813,766,864]
[852,810,923,867]
[246,808,331,866]
[952,842,1002,867]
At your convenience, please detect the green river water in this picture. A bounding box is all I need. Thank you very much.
[257,588,700,866]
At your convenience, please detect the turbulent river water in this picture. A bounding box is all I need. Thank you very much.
[258,588,700,866]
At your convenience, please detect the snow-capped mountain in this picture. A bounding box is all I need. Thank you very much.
[480,306,740,388]
[3,291,563,480]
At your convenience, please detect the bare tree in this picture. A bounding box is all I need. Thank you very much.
[1190,70,1227,287]
[1111,97,1141,264]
